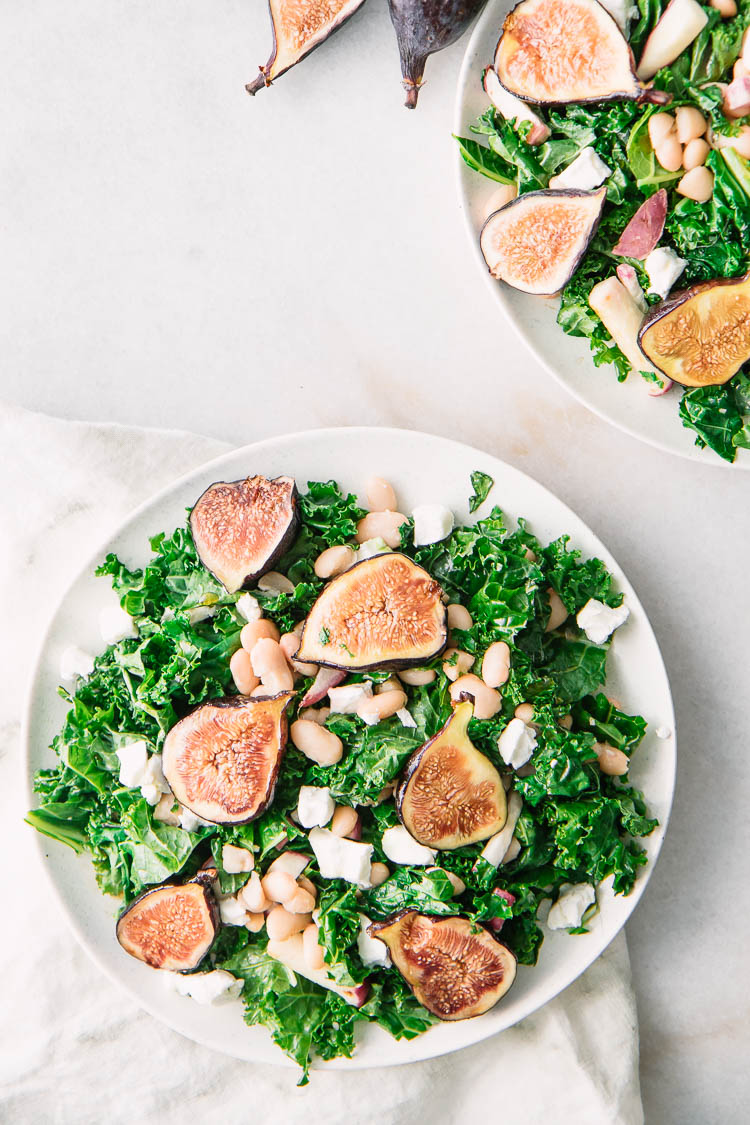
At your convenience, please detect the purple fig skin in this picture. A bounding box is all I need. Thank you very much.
[388,0,489,108]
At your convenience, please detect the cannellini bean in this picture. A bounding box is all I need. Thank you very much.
[330,804,360,838]
[515,702,534,723]
[297,875,317,899]
[449,674,501,719]
[595,742,629,776]
[447,603,473,631]
[284,886,317,914]
[230,648,260,695]
[677,165,714,202]
[427,867,466,896]
[559,713,573,730]
[398,667,436,686]
[369,862,391,887]
[355,511,408,548]
[682,137,709,170]
[545,589,568,632]
[365,475,398,512]
[290,719,344,766]
[250,637,294,693]
[298,706,330,724]
[303,923,326,970]
[376,676,402,693]
[245,912,266,933]
[481,641,511,688]
[743,26,750,63]
[238,872,270,913]
[357,689,407,723]
[713,125,750,158]
[257,571,295,594]
[648,112,675,147]
[240,618,279,652]
[654,135,683,173]
[265,906,312,942]
[261,869,299,904]
[524,547,537,562]
[709,0,736,14]
[486,182,518,216]
[675,106,707,144]
[442,648,475,682]
[314,544,357,579]
[734,58,749,81]
[279,632,318,676]
[250,685,270,697]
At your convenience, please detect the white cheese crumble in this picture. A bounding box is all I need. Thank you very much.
[98,604,138,644]
[549,147,611,191]
[357,914,391,967]
[497,718,537,769]
[59,645,95,685]
[596,0,637,33]
[188,604,217,625]
[297,786,335,829]
[309,828,374,888]
[218,895,249,926]
[178,805,212,832]
[412,504,454,546]
[381,825,437,866]
[547,883,596,930]
[396,707,417,729]
[576,598,630,645]
[236,593,262,622]
[221,843,255,874]
[165,969,243,1004]
[139,753,171,806]
[644,246,687,300]
[116,740,149,787]
[328,682,373,714]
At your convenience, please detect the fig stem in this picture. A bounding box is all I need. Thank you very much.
[403,81,421,109]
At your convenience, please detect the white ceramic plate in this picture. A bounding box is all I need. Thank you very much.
[454,0,749,469]
[23,427,676,1069]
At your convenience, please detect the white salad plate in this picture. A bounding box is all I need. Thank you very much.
[23,427,676,1069]
[454,0,749,469]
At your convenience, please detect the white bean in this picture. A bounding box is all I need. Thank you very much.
[398,668,436,686]
[238,872,270,913]
[283,885,317,914]
[357,689,407,723]
[442,648,475,682]
[303,923,326,970]
[481,641,511,688]
[375,675,402,694]
[514,702,534,723]
[330,805,360,838]
[365,476,398,512]
[257,571,295,594]
[314,544,357,579]
[709,0,736,14]
[265,906,312,942]
[298,706,331,725]
[675,106,707,144]
[427,867,466,896]
[355,511,408,548]
[654,135,683,173]
[261,869,298,904]
[245,913,266,933]
[297,874,318,899]
[240,618,279,652]
[486,182,517,216]
[596,742,629,776]
[647,113,675,147]
[545,589,568,632]
[290,719,343,766]
[250,637,294,693]
[676,166,714,202]
[449,674,501,719]
[369,862,391,887]
[682,137,709,170]
[559,713,573,731]
[447,603,473,631]
[230,648,260,695]
[279,632,318,676]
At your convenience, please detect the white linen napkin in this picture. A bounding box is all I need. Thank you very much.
[0,403,643,1125]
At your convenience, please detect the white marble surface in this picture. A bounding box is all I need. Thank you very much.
[2,2,749,1122]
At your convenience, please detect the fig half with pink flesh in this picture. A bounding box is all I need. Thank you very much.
[116,874,219,971]
[190,474,298,593]
[295,553,447,671]
[369,911,517,1019]
[162,692,294,825]
[397,701,507,849]
[246,0,367,95]
[480,187,606,296]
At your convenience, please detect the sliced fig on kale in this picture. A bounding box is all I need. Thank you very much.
[295,553,447,671]
[480,187,606,296]
[116,875,219,971]
[190,474,298,593]
[397,701,507,849]
[162,692,294,825]
[369,911,517,1019]
[246,0,367,95]
[388,0,488,109]
[495,0,643,105]
[638,273,750,387]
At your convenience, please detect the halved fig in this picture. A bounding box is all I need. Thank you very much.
[246,0,367,96]
[480,188,606,296]
[396,701,507,849]
[162,693,294,825]
[116,875,219,971]
[295,553,447,671]
[638,273,750,387]
[190,475,298,593]
[369,911,517,1019]
[495,0,643,105]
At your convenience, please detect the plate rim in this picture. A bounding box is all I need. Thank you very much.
[452,0,747,471]
[21,424,677,1070]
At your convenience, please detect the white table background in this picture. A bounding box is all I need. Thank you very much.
[2,2,748,1121]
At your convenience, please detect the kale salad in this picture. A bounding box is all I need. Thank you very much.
[27,472,657,1081]
[457,0,750,462]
